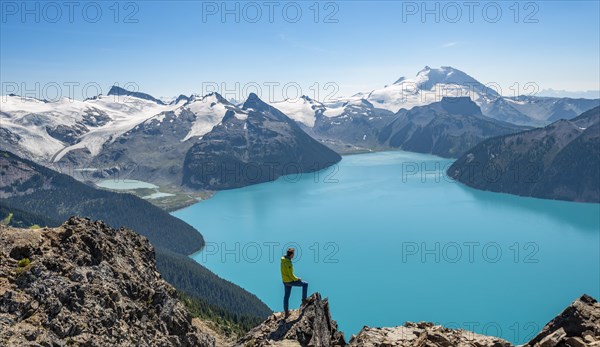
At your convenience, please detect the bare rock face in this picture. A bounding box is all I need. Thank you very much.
[348,322,513,347]
[0,217,214,347]
[524,294,600,347]
[235,293,345,347]
[240,292,600,347]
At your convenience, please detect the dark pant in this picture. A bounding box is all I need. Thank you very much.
[283,280,308,313]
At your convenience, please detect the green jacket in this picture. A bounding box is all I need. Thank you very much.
[281,256,299,283]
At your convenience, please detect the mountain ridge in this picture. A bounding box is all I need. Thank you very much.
[448,106,600,202]
[182,93,342,190]
[378,97,527,158]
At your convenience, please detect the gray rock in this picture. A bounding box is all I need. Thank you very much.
[348,322,513,347]
[524,294,600,347]
[238,293,600,347]
[236,293,345,347]
[0,217,214,347]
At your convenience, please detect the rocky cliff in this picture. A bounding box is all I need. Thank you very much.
[239,293,600,347]
[0,217,214,346]
[235,293,345,347]
[524,294,600,347]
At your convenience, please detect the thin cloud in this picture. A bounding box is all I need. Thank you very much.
[441,42,458,48]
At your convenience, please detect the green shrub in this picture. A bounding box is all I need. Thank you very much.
[17,258,30,268]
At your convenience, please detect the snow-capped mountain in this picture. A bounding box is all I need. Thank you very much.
[180,93,238,141]
[365,66,499,114]
[312,99,396,153]
[265,66,596,154]
[88,93,245,185]
[1,66,598,189]
[0,91,181,163]
[272,66,598,130]
[182,93,341,190]
[0,90,235,166]
[269,96,326,128]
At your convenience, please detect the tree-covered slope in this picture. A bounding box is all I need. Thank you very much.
[447,106,600,202]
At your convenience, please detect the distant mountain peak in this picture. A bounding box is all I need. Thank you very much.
[393,76,406,85]
[173,94,190,105]
[106,85,131,96]
[416,66,474,84]
[107,86,165,105]
[188,92,229,105]
[206,92,228,104]
[242,92,269,110]
[391,66,482,92]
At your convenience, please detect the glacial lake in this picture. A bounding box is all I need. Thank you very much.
[96,179,158,190]
[172,151,600,344]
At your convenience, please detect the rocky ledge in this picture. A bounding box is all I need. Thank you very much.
[524,293,600,347]
[348,322,512,347]
[239,293,600,347]
[235,293,346,347]
[0,217,214,346]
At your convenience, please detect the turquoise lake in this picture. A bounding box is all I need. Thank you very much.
[172,151,600,344]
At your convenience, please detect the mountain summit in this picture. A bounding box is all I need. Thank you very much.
[394,66,486,91]
[106,86,166,105]
[182,93,341,190]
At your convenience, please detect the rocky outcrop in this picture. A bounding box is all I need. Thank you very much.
[0,217,214,346]
[348,322,513,347]
[524,294,600,347]
[240,293,600,347]
[236,293,346,347]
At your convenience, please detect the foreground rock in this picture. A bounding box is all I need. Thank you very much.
[235,293,345,347]
[0,217,214,346]
[348,322,513,347]
[2,216,598,347]
[524,294,600,347]
[240,293,600,347]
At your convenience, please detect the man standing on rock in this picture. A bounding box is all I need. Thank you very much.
[281,247,308,319]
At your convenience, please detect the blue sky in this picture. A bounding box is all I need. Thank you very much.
[1,0,599,101]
